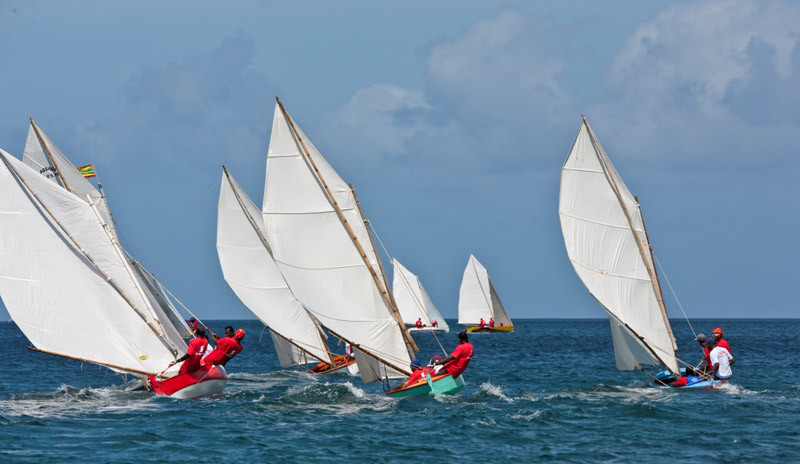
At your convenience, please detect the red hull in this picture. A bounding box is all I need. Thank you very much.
[148,364,228,397]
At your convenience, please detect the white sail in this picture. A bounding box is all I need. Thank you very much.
[457,254,512,327]
[261,101,413,382]
[0,150,179,374]
[23,121,117,240]
[558,118,679,375]
[392,259,449,331]
[217,168,333,366]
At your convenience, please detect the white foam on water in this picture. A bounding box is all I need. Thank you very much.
[715,382,758,396]
[0,384,159,419]
[480,382,514,402]
[509,410,545,421]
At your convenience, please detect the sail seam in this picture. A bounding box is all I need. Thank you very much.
[558,211,632,230]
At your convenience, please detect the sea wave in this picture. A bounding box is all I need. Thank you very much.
[0,384,158,419]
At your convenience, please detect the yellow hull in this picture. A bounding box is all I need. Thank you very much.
[465,326,514,333]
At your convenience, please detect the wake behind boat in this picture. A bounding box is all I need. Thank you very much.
[558,116,723,390]
[0,120,224,399]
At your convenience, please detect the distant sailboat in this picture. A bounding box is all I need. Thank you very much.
[0,120,226,398]
[392,259,449,333]
[216,166,355,374]
[261,98,464,397]
[558,116,720,388]
[458,254,514,333]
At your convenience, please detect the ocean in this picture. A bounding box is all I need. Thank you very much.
[1,319,798,463]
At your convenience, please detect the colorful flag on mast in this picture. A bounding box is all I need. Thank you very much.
[78,164,96,178]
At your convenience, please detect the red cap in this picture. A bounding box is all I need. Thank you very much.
[712,328,723,336]
[235,329,246,340]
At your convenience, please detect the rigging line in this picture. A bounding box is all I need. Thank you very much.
[367,221,393,263]
[120,249,205,333]
[653,254,697,340]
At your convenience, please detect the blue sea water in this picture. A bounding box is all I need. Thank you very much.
[1,319,799,463]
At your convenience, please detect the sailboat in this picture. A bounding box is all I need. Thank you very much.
[260,98,464,397]
[216,166,356,374]
[558,116,720,389]
[392,259,449,333]
[458,254,514,333]
[0,120,227,399]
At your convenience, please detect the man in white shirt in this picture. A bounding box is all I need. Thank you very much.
[708,340,735,380]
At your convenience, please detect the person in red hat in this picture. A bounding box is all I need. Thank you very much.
[170,326,209,374]
[202,326,244,367]
[711,328,731,354]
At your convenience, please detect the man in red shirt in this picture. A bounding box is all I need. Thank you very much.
[489,317,495,328]
[415,318,423,329]
[432,331,474,379]
[694,333,713,374]
[203,327,244,367]
[712,328,731,353]
[479,318,485,328]
[171,327,209,374]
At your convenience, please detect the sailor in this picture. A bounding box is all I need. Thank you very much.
[202,328,245,367]
[489,317,495,328]
[171,326,209,374]
[671,374,703,388]
[695,333,713,374]
[479,318,485,328]
[404,359,426,386]
[187,317,199,332]
[711,328,731,353]
[708,339,734,381]
[432,320,438,328]
[431,331,474,379]
[415,318,423,329]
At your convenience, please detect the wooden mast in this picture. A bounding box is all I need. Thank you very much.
[582,116,680,378]
[222,166,335,365]
[274,97,419,358]
[29,118,71,192]
[349,182,416,348]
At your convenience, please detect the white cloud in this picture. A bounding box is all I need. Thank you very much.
[595,0,800,168]
[319,8,575,175]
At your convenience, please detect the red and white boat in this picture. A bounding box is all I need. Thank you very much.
[148,365,228,399]
[0,122,225,399]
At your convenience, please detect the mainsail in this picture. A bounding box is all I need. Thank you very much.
[216,167,333,367]
[261,99,415,383]
[558,116,680,376]
[457,254,512,327]
[392,259,449,332]
[0,148,182,375]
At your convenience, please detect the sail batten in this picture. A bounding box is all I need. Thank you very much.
[262,100,413,381]
[558,117,680,376]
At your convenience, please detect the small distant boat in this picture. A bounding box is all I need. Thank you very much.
[217,167,355,375]
[558,116,722,389]
[392,259,449,333]
[458,254,514,333]
[0,120,224,398]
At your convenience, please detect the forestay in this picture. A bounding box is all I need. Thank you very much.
[558,117,679,376]
[457,254,512,327]
[0,150,179,374]
[217,168,333,366]
[392,259,449,331]
[261,101,413,381]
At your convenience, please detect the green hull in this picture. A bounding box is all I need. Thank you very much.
[387,374,466,398]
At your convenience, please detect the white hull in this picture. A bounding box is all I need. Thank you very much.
[169,379,227,399]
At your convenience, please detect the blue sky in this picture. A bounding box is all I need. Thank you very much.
[1,0,798,322]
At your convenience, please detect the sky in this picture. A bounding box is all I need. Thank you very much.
[1,0,798,323]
